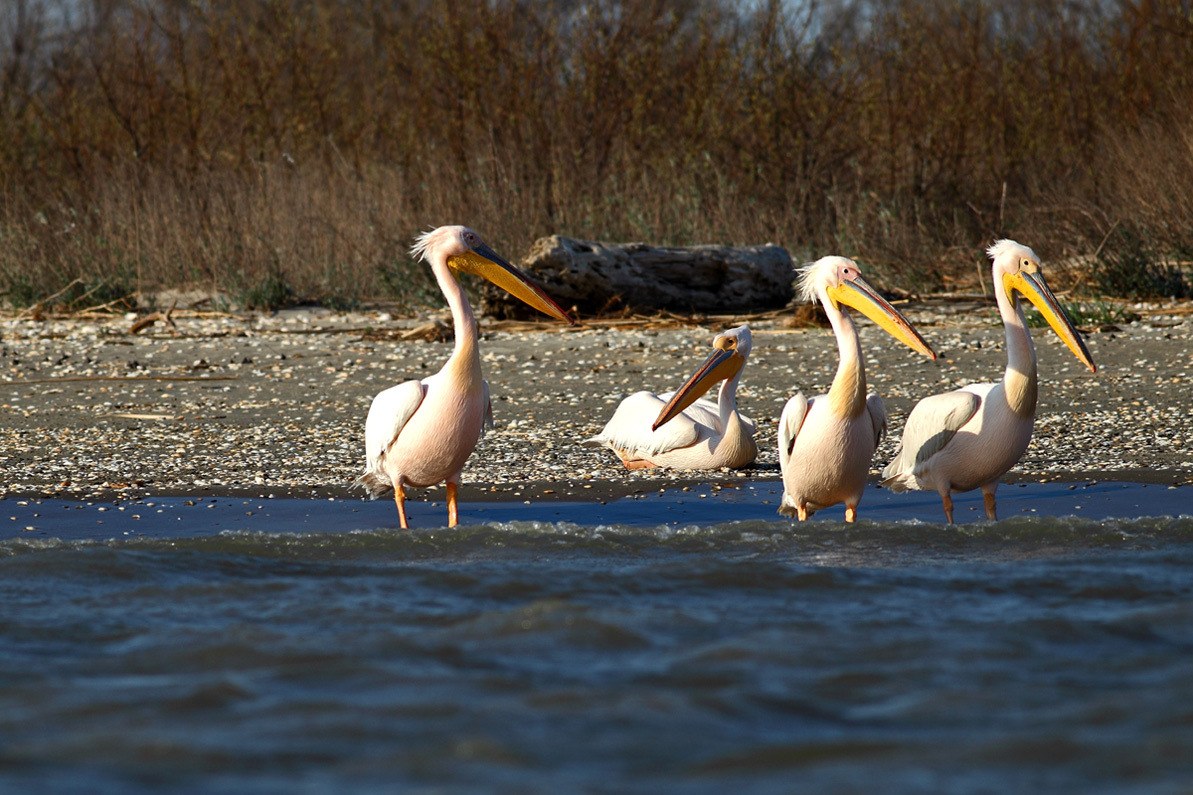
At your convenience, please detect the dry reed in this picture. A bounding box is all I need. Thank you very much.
[1,0,1191,311]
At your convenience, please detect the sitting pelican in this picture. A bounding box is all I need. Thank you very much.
[881,239,1096,523]
[584,325,757,470]
[359,225,573,528]
[779,257,936,521]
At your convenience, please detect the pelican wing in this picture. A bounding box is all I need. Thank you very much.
[739,414,757,436]
[363,379,427,472]
[777,392,810,476]
[670,392,755,440]
[865,394,887,447]
[584,390,703,455]
[882,390,981,479]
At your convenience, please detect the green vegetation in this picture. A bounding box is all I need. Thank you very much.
[238,271,294,312]
[1,272,137,312]
[1,0,1192,311]
[1091,227,1190,301]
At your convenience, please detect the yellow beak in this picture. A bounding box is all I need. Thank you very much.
[653,340,743,430]
[1004,270,1096,372]
[827,276,937,359]
[449,243,575,325]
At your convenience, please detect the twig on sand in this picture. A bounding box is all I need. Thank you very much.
[16,278,84,320]
[129,300,179,334]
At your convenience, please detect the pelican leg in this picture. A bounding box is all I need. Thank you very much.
[844,503,857,523]
[394,484,409,529]
[797,504,809,521]
[621,457,656,470]
[447,481,459,527]
[981,483,998,521]
[941,492,954,524]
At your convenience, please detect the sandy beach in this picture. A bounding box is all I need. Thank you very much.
[1,299,1190,504]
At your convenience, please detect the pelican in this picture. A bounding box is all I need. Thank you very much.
[881,240,1096,523]
[583,325,757,470]
[779,257,936,521]
[358,225,573,528]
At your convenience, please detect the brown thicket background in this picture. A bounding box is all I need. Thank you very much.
[1,0,1191,312]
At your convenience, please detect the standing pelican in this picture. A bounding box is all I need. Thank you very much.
[584,325,757,470]
[881,240,1096,523]
[359,225,573,528]
[779,257,936,521]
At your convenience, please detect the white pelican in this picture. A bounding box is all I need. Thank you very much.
[881,240,1096,523]
[583,325,757,470]
[779,257,936,521]
[358,225,573,528]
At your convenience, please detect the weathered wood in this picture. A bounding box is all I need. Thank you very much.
[480,236,795,319]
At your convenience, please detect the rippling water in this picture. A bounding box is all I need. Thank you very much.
[2,488,1192,792]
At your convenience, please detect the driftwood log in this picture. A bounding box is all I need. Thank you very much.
[480,236,795,319]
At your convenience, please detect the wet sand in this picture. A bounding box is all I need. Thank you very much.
[1,299,1191,507]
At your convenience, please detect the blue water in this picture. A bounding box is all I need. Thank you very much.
[1,483,1191,793]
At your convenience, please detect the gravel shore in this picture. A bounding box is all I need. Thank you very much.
[2,299,1190,504]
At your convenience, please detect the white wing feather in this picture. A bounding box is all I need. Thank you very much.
[363,379,426,475]
[777,392,810,476]
[882,390,982,482]
[583,391,703,456]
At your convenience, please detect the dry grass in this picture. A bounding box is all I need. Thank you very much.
[1,0,1192,311]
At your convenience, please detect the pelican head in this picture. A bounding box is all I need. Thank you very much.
[653,325,751,430]
[412,225,574,324]
[797,256,936,359]
[988,240,1095,373]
